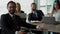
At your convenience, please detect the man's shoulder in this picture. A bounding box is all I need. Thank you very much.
[36,10,43,13]
[28,13,33,15]
[15,14,20,18]
[1,13,9,16]
[1,13,9,19]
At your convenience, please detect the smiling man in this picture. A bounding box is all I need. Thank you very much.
[1,1,37,34]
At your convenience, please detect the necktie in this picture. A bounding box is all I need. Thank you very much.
[12,15,19,30]
[33,12,38,18]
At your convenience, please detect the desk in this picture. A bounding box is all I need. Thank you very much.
[28,22,60,33]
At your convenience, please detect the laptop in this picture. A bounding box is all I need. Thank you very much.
[42,16,56,24]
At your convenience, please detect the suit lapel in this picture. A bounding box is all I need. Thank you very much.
[6,13,13,22]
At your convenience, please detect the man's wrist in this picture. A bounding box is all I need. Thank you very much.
[36,25,40,29]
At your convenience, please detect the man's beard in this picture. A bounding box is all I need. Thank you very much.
[32,9,36,11]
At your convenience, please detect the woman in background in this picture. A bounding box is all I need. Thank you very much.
[15,3,26,22]
[52,1,60,22]
[15,3,24,13]
[52,1,60,34]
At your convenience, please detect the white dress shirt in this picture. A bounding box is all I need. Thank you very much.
[32,11,38,18]
[9,13,13,17]
[53,9,60,21]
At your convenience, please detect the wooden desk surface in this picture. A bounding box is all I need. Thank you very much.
[28,22,60,32]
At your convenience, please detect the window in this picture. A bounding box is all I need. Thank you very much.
[34,0,55,15]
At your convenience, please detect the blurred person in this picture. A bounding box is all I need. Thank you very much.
[1,1,47,34]
[50,1,60,34]
[28,3,44,21]
[52,1,60,22]
[15,3,24,13]
[15,3,26,22]
[28,3,44,34]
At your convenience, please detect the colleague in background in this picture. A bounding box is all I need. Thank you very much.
[28,3,44,21]
[15,3,24,13]
[52,1,60,22]
[1,1,47,34]
[15,3,26,21]
[51,1,60,34]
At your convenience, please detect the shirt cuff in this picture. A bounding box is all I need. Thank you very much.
[36,25,40,29]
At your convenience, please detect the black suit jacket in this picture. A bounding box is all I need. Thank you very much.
[28,10,44,21]
[1,13,36,31]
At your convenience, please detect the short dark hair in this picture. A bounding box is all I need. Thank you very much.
[32,3,36,5]
[7,1,16,7]
[31,3,36,6]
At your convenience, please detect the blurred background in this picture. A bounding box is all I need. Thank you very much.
[0,0,55,15]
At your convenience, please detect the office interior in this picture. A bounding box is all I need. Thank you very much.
[0,0,60,34]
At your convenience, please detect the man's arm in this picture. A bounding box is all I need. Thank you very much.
[17,15,48,30]
[17,16,37,29]
[38,10,44,16]
[28,14,31,21]
[1,15,6,28]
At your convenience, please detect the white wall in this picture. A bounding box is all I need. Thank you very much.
[0,0,10,15]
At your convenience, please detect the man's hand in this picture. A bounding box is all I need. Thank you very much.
[40,27,48,31]
[18,27,28,34]
[18,30,27,34]
[36,26,48,31]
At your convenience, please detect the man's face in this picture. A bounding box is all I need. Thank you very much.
[7,3,16,14]
[31,4,36,11]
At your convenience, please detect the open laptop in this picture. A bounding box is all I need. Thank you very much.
[42,16,56,24]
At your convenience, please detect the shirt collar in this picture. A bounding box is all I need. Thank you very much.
[32,11,36,13]
[9,13,13,17]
